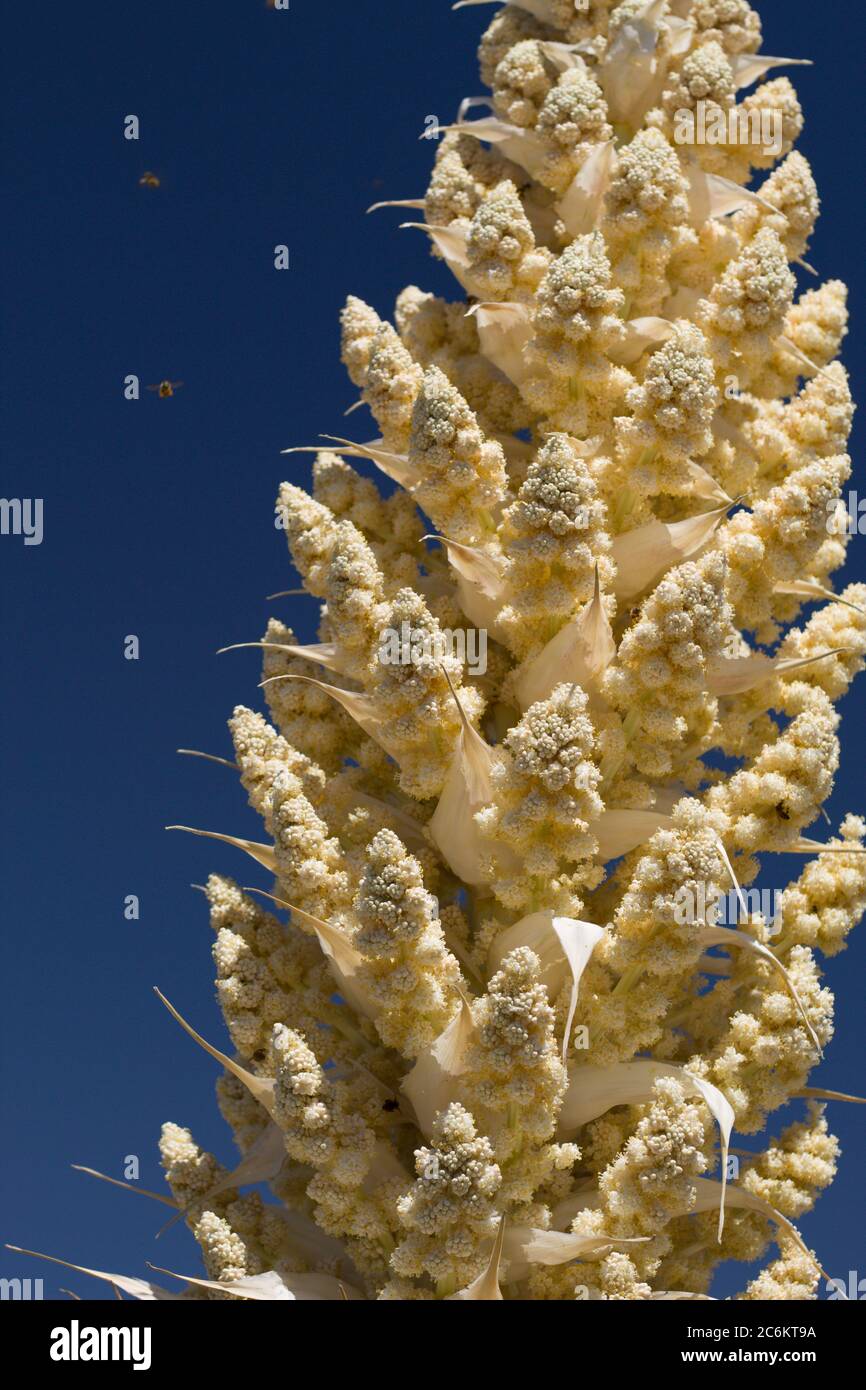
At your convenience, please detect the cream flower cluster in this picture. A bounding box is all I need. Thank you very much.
[28,0,866,1303]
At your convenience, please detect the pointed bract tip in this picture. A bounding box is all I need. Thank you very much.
[176,750,238,769]
[259,673,296,688]
[366,198,425,214]
[438,661,469,730]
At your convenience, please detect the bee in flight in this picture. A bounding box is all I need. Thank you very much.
[147,380,184,399]
[139,171,161,188]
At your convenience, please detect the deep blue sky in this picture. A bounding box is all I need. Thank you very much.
[2,1,864,1301]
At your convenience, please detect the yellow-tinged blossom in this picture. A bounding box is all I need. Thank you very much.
[34,0,865,1306]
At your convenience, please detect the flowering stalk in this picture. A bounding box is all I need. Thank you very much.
[20,0,866,1302]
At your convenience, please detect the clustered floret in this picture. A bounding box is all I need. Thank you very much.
[42,0,863,1305]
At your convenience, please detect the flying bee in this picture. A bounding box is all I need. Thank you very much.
[147,380,184,399]
[139,171,160,188]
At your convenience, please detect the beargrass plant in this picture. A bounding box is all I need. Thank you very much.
[13,0,866,1301]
